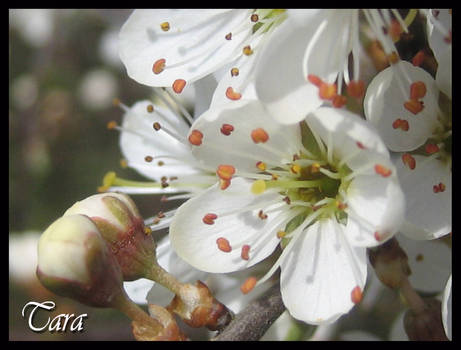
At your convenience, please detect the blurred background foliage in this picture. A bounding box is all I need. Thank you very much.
[9,9,158,340]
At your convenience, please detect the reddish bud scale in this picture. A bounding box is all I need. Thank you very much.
[220,124,234,136]
[251,128,269,143]
[202,213,218,225]
[188,129,203,146]
[402,153,416,170]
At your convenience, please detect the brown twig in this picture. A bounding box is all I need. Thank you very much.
[212,282,285,341]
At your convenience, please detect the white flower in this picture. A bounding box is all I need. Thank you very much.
[254,9,416,124]
[441,274,452,340]
[168,99,405,324]
[118,9,286,95]
[364,61,451,240]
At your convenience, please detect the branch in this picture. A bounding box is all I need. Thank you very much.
[212,282,285,341]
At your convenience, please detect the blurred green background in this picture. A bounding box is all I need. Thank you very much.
[9,9,157,340]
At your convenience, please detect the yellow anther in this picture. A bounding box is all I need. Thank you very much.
[143,226,152,235]
[291,164,301,174]
[102,171,117,188]
[251,179,266,195]
[311,163,320,173]
[256,161,266,171]
[107,120,118,130]
[243,45,253,56]
[277,230,287,239]
[160,22,170,31]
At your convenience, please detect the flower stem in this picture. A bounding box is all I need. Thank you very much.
[399,277,427,314]
[145,262,183,296]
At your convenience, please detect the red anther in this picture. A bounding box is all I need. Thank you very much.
[374,231,382,241]
[307,74,323,87]
[216,165,236,181]
[356,141,366,149]
[188,129,203,146]
[375,164,392,177]
[202,213,218,225]
[172,79,186,94]
[251,128,269,143]
[220,124,234,136]
[351,286,363,304]
[404,99,424,114]
[410,81,427,100]
[402,153,416,170]
[433,182,446,193]
[225,87,242,100]
[258,210,268,220]
[250,14,259,22]
[241,245,250,260]
[152,59,166,74]
[347,80,365,99]
[425,143,440,154]
[412,50,425,66]
[216,237,232,252]
[392,118,409,131]
[319,82,337,100]
[240,276,257,294]
[332,94,347,108]
[219,179,231,190]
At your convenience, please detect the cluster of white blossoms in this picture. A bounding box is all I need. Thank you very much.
[37,9,451,340]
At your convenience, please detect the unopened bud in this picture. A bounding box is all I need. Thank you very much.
[36,215,125,308]
[64,193,157,281]
[404,298,449,341]
[368,237,411,289]
[167,280,233,331]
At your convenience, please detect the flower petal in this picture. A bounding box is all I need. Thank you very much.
[364,61,439,152]
[442,275,452,340]
[169,177,288,273]
[120,100,200,181]
[435,46,452,99]
[394,154,451,240]
[280,219,367,324]
[124,278,153,305]
[426,9,452,64]
[189,99,303,172]
[119,9,253,87]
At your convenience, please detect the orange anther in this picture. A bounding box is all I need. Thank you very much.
[220,123,234,136]
[404,99,424,114]
[392,118,409,131]
[216,165,236,181]
[225,87,242,100]
[347,80,365,99]
[375,164,392,177]
[332,94,347,108]
[243,45,253,56]
[402,153,416,170]
[202,213,218,225]
[307,74,323,87]
[433,182,446,193]
[318,82,337,100]
[216,237,232,253]
[251,128,269,143]
[172,79,186,94]
[107,120,117,130]
[240,276,257,294]
[188,129,203,146]
[425,143,440,154]
[219,179,231,190]
[241,245,250,260]
[351,286,363,304]
[152,59,166,74]
[256,161,266,171]
[412,50,425,66]
[410,81,427,100]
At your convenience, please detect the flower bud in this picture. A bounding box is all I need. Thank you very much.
[63,193,156,281]
[404,298,449,341]
[36,214,125,307]
[368,237,411,289]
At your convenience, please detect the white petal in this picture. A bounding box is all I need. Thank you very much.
[254,19,323,124]
[346,172,405,246]
[169,177,288,273]
[280,219,367,324]
[191,74,218,117]
[119,9,253,87]
[435,46,452,99]
[426,9,452,64]
[394,154,451,240]
[441,275,452,340]
[396,234,451,294]
[189,99,303,172]
[120,100,200,181]
[124,278,153,305]
[364,61,439,152]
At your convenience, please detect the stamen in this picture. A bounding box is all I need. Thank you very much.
[351,286,363,304]
[188,129,203,146]
[347,80,365,98]
[251,128,269,143]
[410,81,427,100]
[202,213,218,225]
[241,245,251,260]
[392,118,409,131]
[319,82,337,100]
[332,94,347,108]
[216,165,236,181]
[258,210,268,220]
[225,32,232,40]
[240,276,257,294]
[402,153,416,170]
[160,22,170,31]
[153,59,166,74]
[374,164,392,177]
[242,45,253,56]
[404,99,424,114]
[256,161,266,171]
[220,123,235,136]
[425,143,440,154]
[412,50,425,66]
[225,87,242,100]
[152,121,188,144]
[216,237,232,253]
[172,79,186,94]
[230,67,240,77]
[433,182,446,193]
[307,74,323,87]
